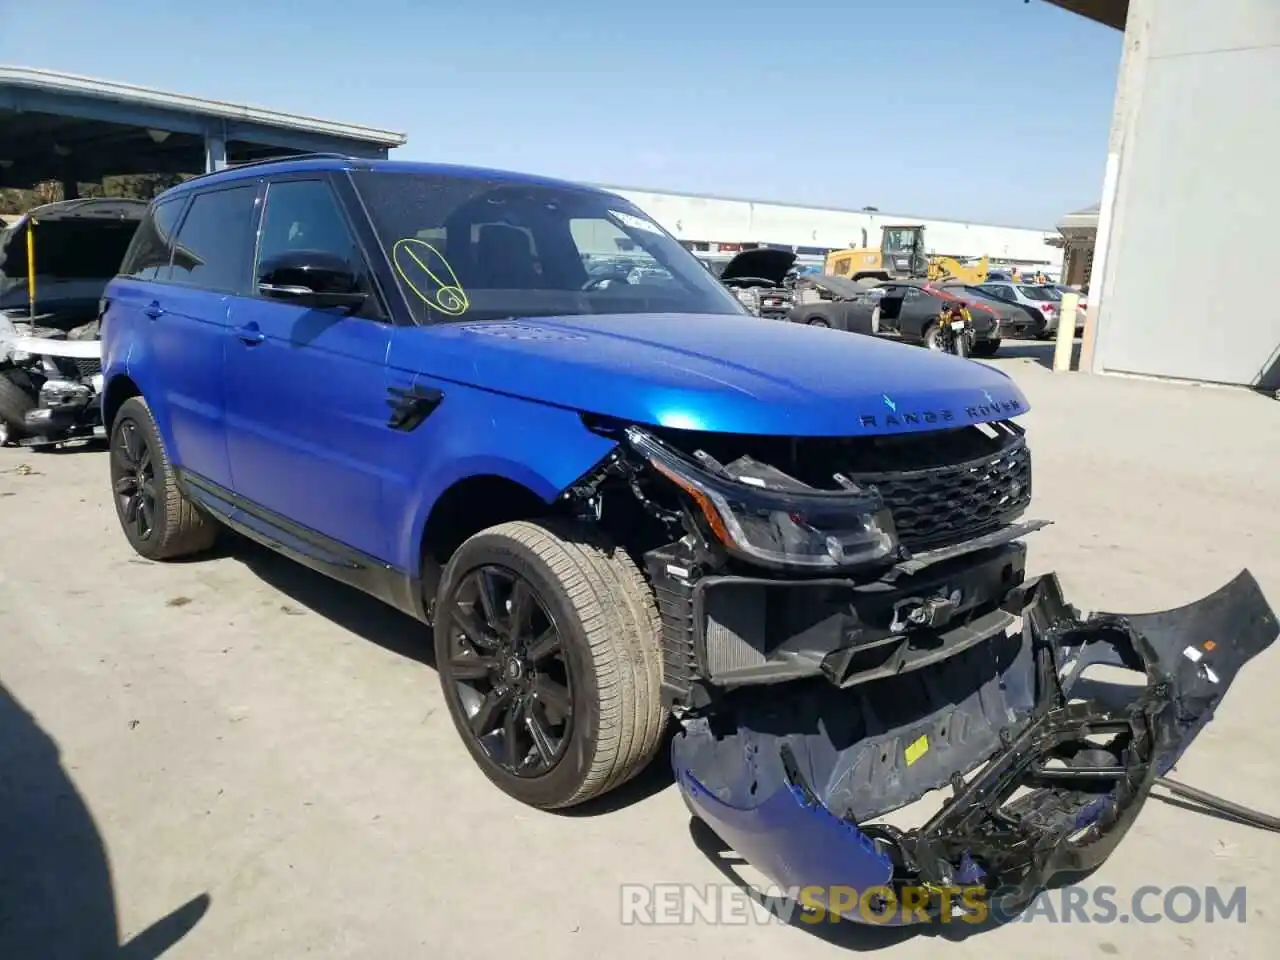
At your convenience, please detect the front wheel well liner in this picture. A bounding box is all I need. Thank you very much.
[420,474,552,572]
[102,374,142,432]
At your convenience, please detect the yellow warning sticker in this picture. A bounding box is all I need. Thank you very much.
[905,735,930,766]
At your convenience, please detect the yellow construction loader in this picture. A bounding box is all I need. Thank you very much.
[823,224,989,285]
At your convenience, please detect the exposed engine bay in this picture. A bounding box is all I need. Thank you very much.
[564,416,1278,922]
[0,314,104,448]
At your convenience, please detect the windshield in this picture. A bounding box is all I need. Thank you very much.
[1018,284,1061,301]
[882,228,918,255]
[350,171,743,323]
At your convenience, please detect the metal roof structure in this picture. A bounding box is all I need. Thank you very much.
[0,65,407,191]
[1041,0,1128,29]
[1057,203,1101,235]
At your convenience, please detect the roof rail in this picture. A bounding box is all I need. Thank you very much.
[180,152,360,185]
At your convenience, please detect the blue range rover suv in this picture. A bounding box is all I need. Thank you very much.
[100,156,1275,924]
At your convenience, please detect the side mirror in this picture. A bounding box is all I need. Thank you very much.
[257,250,368,312]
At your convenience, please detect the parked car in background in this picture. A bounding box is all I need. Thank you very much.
[937,283,1046,342]
[1051,284,1088,334]
[790,277,1002,356]
[976,281,1063,339]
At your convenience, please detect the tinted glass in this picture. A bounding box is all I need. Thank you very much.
[120,197,186,281]
[256,179,364,278]
[350,171,742,323]
[168,185,258,293]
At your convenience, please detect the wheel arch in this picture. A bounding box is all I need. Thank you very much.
[419,472,555,575]
[101,373,142,433]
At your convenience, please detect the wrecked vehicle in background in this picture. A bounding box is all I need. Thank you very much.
[715,247,797,319]
[98,157,1278,927]
[0,198,144,447]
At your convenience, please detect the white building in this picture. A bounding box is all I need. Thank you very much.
[598,184,1065,275]
[1048,0,1279,391]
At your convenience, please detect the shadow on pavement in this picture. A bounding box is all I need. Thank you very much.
[226,531,677,812]
[0,681,210,959]
[995,338,1082,371]
[229,533,435,669]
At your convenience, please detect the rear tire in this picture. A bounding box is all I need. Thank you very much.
[0,369,38,446]
[109,396,219,560]
[806,317,830,327]
[923,322,946,351]
[434,518,666,809]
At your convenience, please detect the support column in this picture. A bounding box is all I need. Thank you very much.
[1079,0,1152,375]
[204,131,227,173]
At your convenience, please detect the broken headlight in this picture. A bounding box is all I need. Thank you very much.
[625,427,898,571]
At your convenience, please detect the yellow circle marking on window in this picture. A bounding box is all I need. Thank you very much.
[392,237,470,316]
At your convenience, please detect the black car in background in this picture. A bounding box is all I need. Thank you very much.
[937,283,1047,342]
[789,276,1004,356]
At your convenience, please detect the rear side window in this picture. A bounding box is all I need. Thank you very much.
[168,185,259,294]
[119,197,185,281]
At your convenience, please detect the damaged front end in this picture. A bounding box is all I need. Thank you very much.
[570,417,1278,924]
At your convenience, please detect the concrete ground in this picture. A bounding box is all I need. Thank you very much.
[1,355,1278,959]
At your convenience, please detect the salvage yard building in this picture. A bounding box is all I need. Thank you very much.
[0,65,406,199]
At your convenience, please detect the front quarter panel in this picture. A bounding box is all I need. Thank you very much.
[387,382,617,575]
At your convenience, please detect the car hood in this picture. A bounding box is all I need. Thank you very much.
[719,248,797,285]
[407,314,1028,436]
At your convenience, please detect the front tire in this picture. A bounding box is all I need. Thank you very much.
[0,369,38,446]
[109,396,219,560]
[434,519,665,809]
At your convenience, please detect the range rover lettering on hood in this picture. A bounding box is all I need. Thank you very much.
[857,391,1024,429]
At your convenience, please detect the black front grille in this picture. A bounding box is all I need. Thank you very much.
[74,358,102,379]
[844,437,1032,551]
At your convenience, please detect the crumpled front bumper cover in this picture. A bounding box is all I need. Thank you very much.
[674,569,1277,925]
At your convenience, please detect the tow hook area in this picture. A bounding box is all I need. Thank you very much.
[890,588,963,634]
[673,569,1278,925]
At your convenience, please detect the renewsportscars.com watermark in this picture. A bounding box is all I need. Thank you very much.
[620,883,1248,927]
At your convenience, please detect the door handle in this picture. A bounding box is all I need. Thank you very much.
[144,301,164,320]
[236,323,265,346]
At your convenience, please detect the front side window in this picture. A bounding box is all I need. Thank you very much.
[168,185,259,293]
[350,171,742,324]
[120,196,186,281]
[253,178,377,314]
[256,179,362,273]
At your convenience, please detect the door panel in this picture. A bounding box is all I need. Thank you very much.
[897,288,936,338]
[223,300,394,559]
[146,285,233,487]
[222,175,396,561]
[128,183,259,489]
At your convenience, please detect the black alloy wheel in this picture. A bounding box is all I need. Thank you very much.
[444,565,574,777]
[111,417,158,542]
[107,396,219,561]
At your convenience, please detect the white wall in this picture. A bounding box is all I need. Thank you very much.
[603,186,1064,268]
[1090,0,1280,388]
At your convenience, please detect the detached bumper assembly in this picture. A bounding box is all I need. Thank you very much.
[673,567,1277,924]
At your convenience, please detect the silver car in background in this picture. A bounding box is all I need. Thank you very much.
[975,281,1065,339]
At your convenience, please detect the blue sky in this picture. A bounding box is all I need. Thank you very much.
[0,0,1122,227]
